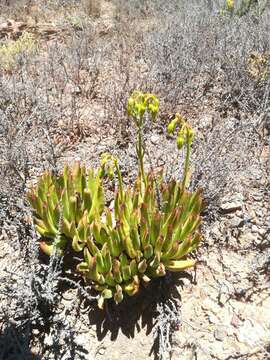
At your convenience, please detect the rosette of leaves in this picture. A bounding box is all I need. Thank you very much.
[27,163,105,255]
[77,169,202,309]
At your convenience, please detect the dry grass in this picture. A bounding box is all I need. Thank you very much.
[0,1,269,359]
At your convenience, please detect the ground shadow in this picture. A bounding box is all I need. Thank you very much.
[87,271,194,342]
[24,234,194,358]
[0,323,41,360]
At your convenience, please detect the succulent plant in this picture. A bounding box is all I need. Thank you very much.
[27,163,105,255]
[77,170,202,309]
[27,91,203,309]
[76,92,202,309]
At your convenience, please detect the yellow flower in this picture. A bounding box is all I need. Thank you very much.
[226,0,234,11]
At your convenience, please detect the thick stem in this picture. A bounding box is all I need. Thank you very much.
[182,141,191,189]
[137,127,146,186]
[115,163,124,200]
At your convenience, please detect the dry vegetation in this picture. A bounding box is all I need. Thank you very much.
[0,1,269,359]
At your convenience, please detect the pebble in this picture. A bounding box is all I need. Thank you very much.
[219,292,230,306]
[247,208,257,221]
[201,299,221,315]
[214,327,227,341]
[96,346,106,355]
[96,145,107,154]
[211,224,222,238]
[220,194,244,214]
[231,314,240,328]
[62,289,76,302]
[208,313,220,324]
[198,114,213,129]
[230,216,244,228]
[237,319,270,346]
[258,228,267,236]
[251,224,259,233]
[238,232,257,245]
[220,202,242,214]
[235,210,243,217]
[44,334,53,347]
[255,209,264,217]
[32,329,40,335]
[150,134,160,145]
[218,281,235,305]
[251,193,264,202]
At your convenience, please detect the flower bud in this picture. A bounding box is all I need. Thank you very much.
[148,103,158,120]
[176,136,185,150]
[167,122,174,134]
[127,98,135,116]
[137,103,146,118]
[186,127,195,144]
[167,118,177,134]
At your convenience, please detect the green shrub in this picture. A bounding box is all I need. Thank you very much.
[27,91,203,309]
[223,0,267,16]
[0,32,37,71]
[247,51,270,83]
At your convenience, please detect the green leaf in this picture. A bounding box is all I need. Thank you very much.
[165,259,196,272]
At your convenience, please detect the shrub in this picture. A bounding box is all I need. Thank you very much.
[27,91,202,309]
[223,0,268,16]
[247,51,270,82]
[82,0,101,18]
[0,32,37,71]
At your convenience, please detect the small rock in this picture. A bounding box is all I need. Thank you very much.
[235,210,243,217]
[258,228,266,236]
[201,299,221,315]
[211,224,222,238]
[214,327,227,341]
[44,334,53,347]
[247,207,257,221]
[230,216,245,228]
[71,86,82,95]
[231,314,240,328]
[198,114,214,131]
[251,193,264,202]
[218,281,234,305]
[255,208,264,217]
[62,289,75,302]
[219,292,230,306]
[220,194,244,214]
[220,203,242,214]
[222,338,241,353]
[150,134,160,145]
[209,313,219,324]
[237,319,270,347]
[238,232,257,246]
[96,347,106,355]
[251,224,259,233]
[64,84,81,95]
[96,145,107,154]
[32,329,39,335]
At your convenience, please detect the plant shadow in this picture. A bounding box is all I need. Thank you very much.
[87,271,193,342]
[0,323,42,360]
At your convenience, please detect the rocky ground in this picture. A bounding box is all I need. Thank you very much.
[0,1,269,360]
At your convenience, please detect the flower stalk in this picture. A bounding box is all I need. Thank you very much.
[167,113,194,189]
